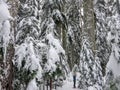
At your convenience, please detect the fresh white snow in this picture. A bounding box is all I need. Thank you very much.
[107,52,120,77]
[57,80,79,90]
[57,72,99,90]
[57,72,80,90]
[0,1,12,23]
[106,13,120,78]
[27,79,38,90]
[0,0,12,61]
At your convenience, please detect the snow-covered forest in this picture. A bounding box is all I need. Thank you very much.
[0,0,120,90]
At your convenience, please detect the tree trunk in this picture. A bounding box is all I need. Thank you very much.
[47,80,49,90]
[6,44,14,90]
[43,80,45,90]
[50,78,52,90]
[83,0,96,55]
[0,43,14,90]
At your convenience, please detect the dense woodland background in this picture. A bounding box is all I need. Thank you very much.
[0,0,120,90]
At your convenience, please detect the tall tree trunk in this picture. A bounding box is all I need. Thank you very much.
[6,44,14,90]
[50,78,52,90]
[83,0,96,55]
[0,44,14,90]
[117,0,120,14]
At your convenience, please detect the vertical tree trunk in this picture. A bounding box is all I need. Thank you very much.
[6,44,14,90]
[62,26,66,50]
[0,43,14,90]
[43,78,45,90]
[117,0,120,14]
[47,79,49,90]
[50,78,52,90]
[83,0,96,55]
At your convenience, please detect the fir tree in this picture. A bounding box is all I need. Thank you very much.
[105,0,120,89]
[13,0,43,90]
[40,0,68,89]
[79,34,103,89]
[78,0,103,89]
[94,0,110,77]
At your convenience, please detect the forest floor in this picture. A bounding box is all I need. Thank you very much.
[45,72,97,90]
[56,72,97,90]
[57,72,80,90]
[57,80,79,90]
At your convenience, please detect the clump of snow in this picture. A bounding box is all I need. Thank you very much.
[14,39,42,77]
[81,8,84,16]
[88,84,102,90]
[104,0,110,3]
[46,33,65,54]
[106,52,120,77]
[48,46,59,62]
[0,1,12,23]
[0,0,12,61]
[52,9,63,22]
[2,20,11,61]
[88,86,97,90]
[14,43,27,69]
[25,41,39,70]
[27,79,38,90]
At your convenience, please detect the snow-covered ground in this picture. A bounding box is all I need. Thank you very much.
[57,72,80,90]
[56,72,99,90]
[57,80,80,90]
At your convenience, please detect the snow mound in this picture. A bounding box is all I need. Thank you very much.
[0,1,12,23]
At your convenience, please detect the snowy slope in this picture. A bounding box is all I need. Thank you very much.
[57,72,100,90]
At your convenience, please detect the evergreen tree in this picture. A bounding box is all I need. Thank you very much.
[79,34,102,89]
[13,0,43,90]
[1,0,120,90]
[78,0,103,89]
[105,0,120,89]
[40,0,68,89]
[94,0,110,77]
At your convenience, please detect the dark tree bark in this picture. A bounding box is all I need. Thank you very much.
[50,78,52,90]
